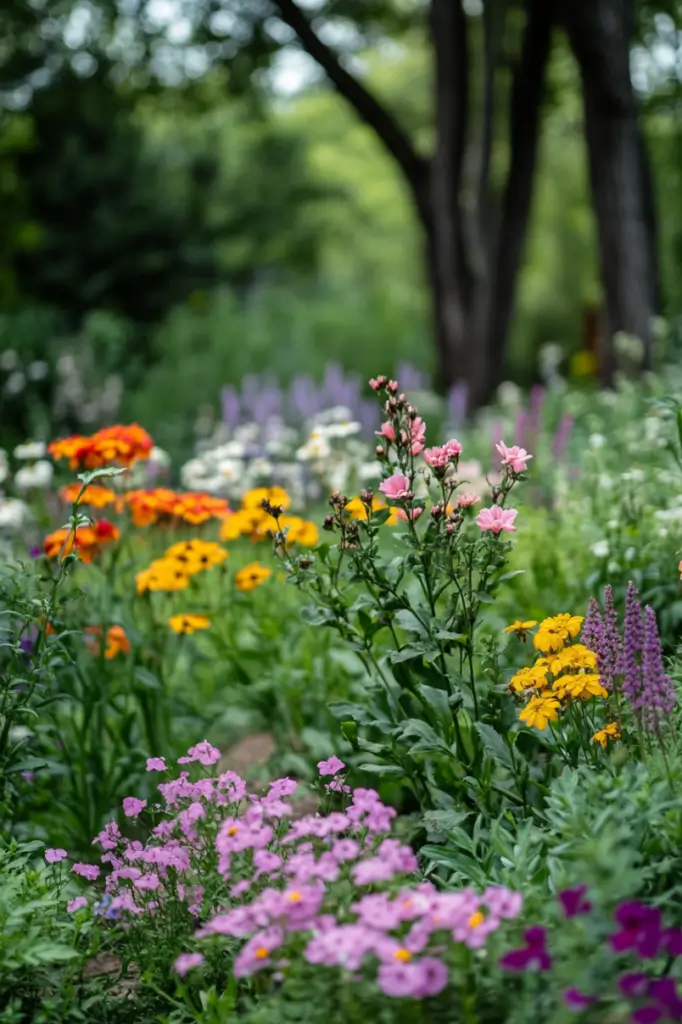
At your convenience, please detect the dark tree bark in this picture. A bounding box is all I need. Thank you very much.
[558,0,659,375]
[270,0,551,408]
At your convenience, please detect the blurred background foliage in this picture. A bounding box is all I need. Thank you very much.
[0,0,681,452]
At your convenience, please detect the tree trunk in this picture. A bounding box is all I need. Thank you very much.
[559,0,658,376]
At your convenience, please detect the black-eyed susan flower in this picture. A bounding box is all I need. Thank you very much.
[168,614,211,635]
[235,562,271,592]
[242,486,291,511]
[504,619,537,642]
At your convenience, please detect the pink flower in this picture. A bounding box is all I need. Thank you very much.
[72,863,100,881]
[457,492,480,509]
[443,438,462,458]
[406,416,427,456]
[476,506,518,534]
[134,872,161,891]
[379,474,412,501]
[234,927,284,977]
[424,446,449,469]
[395,507,423,521]
[122,796,147,818]
[173,952,204,977]
[45,848,67,864]
[496,441,532,474]
[178,740,221,766]
[67,896,88,913]
[146,757,166,772]
[376,421,396,442]
[92,820,120,850]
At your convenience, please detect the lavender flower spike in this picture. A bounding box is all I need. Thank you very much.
[637,605,675,730]
[582,586,621,692]
[622,581,645,706]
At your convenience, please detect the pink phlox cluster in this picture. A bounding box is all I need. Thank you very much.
[177,740,221,766]
[92,820,120,850]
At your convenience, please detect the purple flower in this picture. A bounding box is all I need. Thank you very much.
[619,973,651,999]
[72,863,100,881]
[29,545,43,559]
[122,796,147,818]
[563,988,597,1011]
[610,901,665,958]
[317,756,345,777]
[582,587,621,692]
[622,581,645,704]
[557,884,592,918]
[551,412,573,460]
[636,605,675,729]
[172,952,204,978]
[499,926,551,972]
[67,897,88,913]
[146,757,167,772]
[44,848,67,864]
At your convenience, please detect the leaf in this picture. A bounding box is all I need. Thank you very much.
[327,701,376,727]
[475,723,515,770]
[77,466,127,484]
[422,809,470,833]
[133,667,162,691]
[495,570,526,584]
[393,609,428,637]
[435,630,466,643]
[390,644,441,664]
[356,763,406,778]
[399,718,448,753]
[301,605,335,627]
[418,684,451,720]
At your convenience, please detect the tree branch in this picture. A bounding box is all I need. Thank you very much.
[269,0,427,195]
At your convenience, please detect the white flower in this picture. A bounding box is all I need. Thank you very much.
[27,361,49,381]
[621,469,644,483]
[358,462,381,482]
[589,433,606,449]
[14,441,47,461]
[310,405,354,427]
[497,381,522,410]
[233,423,261,444]
[0,349,18,371]
[14,460,53,491]
[322,420,361,439]
[590,540,610,558]
[217,458,244,483]
[296,435,331,462]
[0,497,30,532]
[655,508,682,524]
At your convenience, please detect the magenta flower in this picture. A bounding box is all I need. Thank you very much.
[146,757,167,772]
[172,952,204,977]
[557,884,592,918]
[496,441,533,473]
[476,506,518,534]
[72,863,100,881]
[317,756,345,777]
[610,901,666,959]
[563,988,596,1011]
[92,820,120,850]
[379,473,412,501]
[67,896,88,913]
[499,927,551,972]
[44,848,67,864]
[619,973,651,999]
[234,927,284,977]
[122,796,147,818]
[376,421,396,442]
[178,740,221,766]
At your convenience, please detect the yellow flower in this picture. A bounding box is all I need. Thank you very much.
[592,722,621,747]
[552,673,606,700]
[345,496,398,526]
[504,620,537,634]
[220,509,269,542]
[533,628,566,653]
[508,664,549,694]
[544,644,597,674]
[168,614,211,635]
[519,695,560,731]
[242,486,291,511]
[137,558,189,593]
[235,562,271,591]
[541,614,584,638]
[165,540,228,574]
[279,516,319,547]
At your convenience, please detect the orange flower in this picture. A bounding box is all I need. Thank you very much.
[44,520,120,564]
[58,482,117,509]
[49,424,153,470]
[85,625,131,658]
[123,488,178,527]
[172,492,230,526]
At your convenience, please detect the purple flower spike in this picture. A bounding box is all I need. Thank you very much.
[563,988,596,1011]
[622,581,645,704]
[499,926,551,973]
[551,412,573,460]
[557,884,593,919]
[636,605,676,729]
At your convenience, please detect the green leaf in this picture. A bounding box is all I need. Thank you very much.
[327,701,376,726]
[393,609,428,637]
[418,684,451,720]
[435,630,466,642]
[357,763,406,778]
[475,723,515,770]
[77,466,127,484]
[422,809,470,833]
[301,605,335,627]
[495,570,526,584]
[133,667,162,691]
